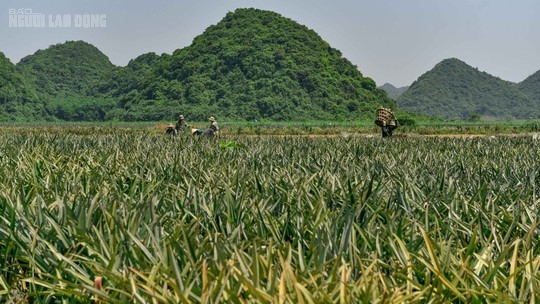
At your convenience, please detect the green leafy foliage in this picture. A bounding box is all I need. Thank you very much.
[395,114,417,126]
[398,58,538,119]
[219,140,243,149]
[46,97,117,121]
[0,52,47,121]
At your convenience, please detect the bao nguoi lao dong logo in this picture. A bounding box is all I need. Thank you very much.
[8,8,106,28]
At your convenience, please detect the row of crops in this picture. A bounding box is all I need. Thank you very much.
[1,128,539,302]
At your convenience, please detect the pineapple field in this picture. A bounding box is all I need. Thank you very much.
[1,126,539,303]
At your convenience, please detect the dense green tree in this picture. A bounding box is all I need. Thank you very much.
[47,97,116,121]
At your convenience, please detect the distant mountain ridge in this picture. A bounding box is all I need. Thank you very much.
[397,58,539,119]
[1,9,540,121]
[378,83,409,99]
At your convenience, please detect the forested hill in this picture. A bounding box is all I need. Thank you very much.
[17,40,114,98]
[94,8,393,121]
[2,10,540,122]
[518,70,540,103]
[0,52,47,121]
[397,58,538,119]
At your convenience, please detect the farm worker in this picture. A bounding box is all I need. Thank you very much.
[175,115,189,133]
[375,107,398,138]
[165,123,177,136]
[205,116,219,137]
[192,116,219,137]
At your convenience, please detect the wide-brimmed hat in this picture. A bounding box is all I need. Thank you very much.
[179,115,184,119]
[167,123,174,128]
[209,116,215,122]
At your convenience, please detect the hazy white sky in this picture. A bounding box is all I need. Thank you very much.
[2,0,539,87]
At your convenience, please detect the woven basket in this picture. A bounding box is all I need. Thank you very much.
[375,108,394,127]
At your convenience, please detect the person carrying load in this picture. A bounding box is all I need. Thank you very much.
[375,107,398,138]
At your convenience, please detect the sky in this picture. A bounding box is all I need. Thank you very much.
[2,0,539,88]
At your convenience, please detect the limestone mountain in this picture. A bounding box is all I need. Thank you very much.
[96,8,393,121]
[17,40,114,98]
[397,58,537,119]
[14,41,118,121]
